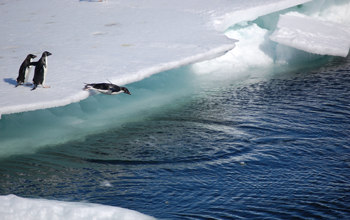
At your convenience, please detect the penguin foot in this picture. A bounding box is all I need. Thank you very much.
[43,85,50,88]
[31,84,38,91]
[15,81,23,87]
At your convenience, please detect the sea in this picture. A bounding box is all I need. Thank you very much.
[0,55,349,219]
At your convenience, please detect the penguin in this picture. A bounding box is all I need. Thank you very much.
[84,83,131,95]
[16,54,37,87]
[31,51,52,91]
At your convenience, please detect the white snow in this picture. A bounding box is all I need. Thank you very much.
[0,0,312,116]
[192,0,350,76]
[192,23,275,76]
[270,12,350,57]
[210,0,312,32]
[0,194,155,220]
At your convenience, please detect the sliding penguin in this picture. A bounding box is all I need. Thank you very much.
[31,51,52,91]
[16,54,37,87]
[84,83,131,95]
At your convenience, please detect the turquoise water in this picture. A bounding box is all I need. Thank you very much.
[0,56,349,219]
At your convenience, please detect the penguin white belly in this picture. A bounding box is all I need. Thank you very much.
[24,66,33,84]
[24,58,34,84]
[42,59,48,86]
[99,89,112,94]
[43,66,48,86]
[111,90,124,95]
[99,89,124,95]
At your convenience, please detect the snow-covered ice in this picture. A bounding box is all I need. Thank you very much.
[0,194,155,220]
[193,0,350,75]
[1,0,350,116]
[0,0,314,116]
[270,12,350,57]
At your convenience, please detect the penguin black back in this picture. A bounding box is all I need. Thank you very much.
[31,51,52,91]
[84,83,131,95]
[16,54,37,87]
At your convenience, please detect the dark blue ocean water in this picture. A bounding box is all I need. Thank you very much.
[0,56,349,219]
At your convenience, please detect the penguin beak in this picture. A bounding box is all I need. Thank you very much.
[33,55,37,58]
[122,87,131,95]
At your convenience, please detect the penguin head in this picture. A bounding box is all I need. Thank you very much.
[28,54,37,59]
[121,87,131,95]
[42,51,52,57]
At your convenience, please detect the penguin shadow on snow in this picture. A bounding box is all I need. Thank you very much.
[3,78,17,86]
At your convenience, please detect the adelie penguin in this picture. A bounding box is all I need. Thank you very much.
[30,51,52,91]
[84,83,131,95]
[15,54,37,87]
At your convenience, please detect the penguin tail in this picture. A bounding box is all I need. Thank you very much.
[31,84,38,91]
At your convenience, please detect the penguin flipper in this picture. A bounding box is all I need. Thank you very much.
[29,62,38,66]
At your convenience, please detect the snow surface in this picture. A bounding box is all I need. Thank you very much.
[0,194,155,220]
[193,0,350,75]
[270,12,350,57]
[0,0,312,116]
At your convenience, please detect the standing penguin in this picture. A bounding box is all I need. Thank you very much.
[16,54,37,87]
[31,51,52,91]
